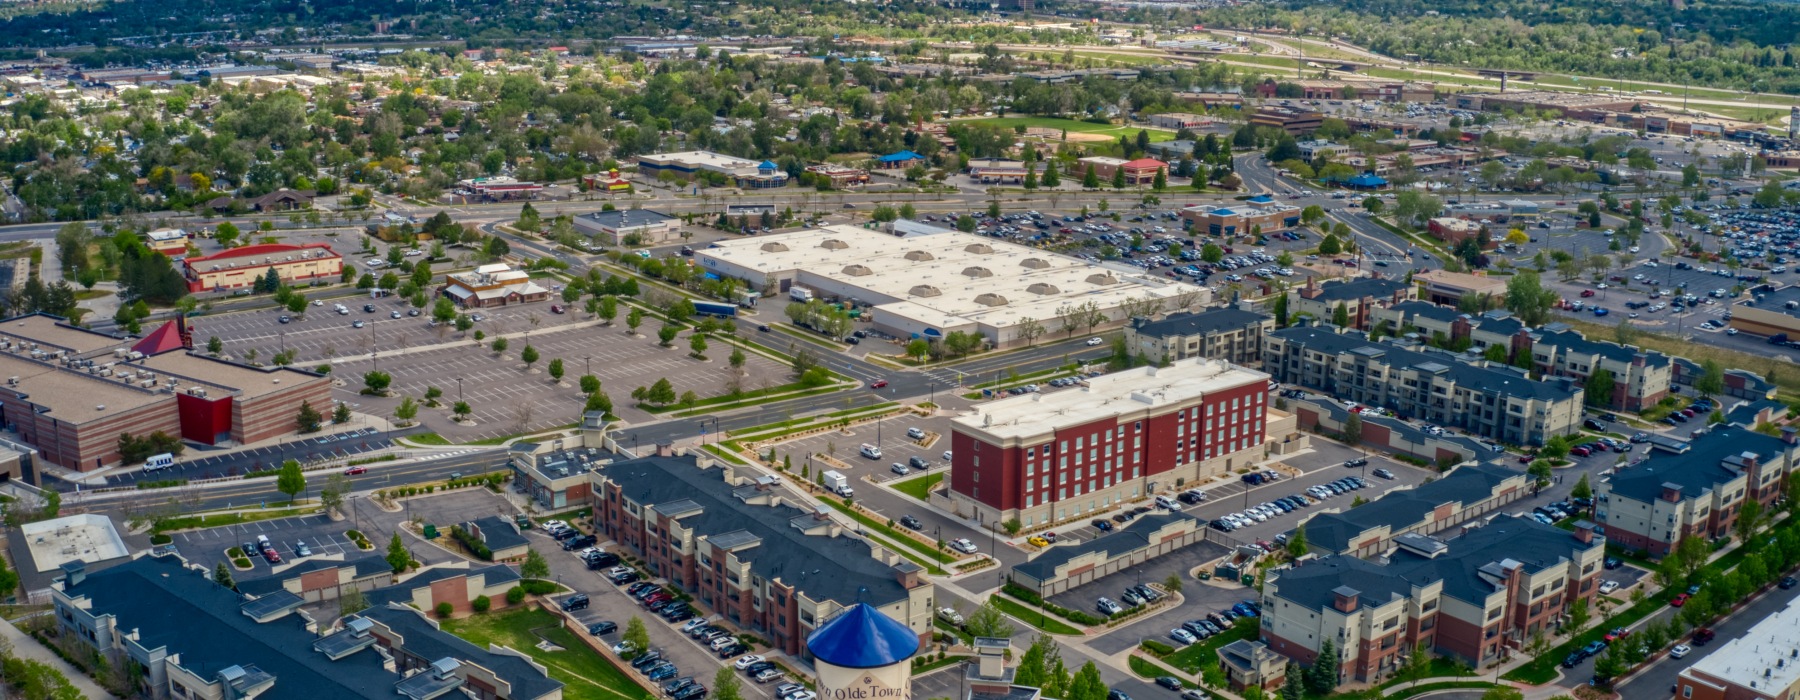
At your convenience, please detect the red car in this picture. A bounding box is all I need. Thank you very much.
[344,466,368,476]
[871,380,888,389]
[1671,593,1690,607]
[1571,447,1592,457]
[550,304,565,314]
[1580,290,1597,298]
[1604,628,1630,642]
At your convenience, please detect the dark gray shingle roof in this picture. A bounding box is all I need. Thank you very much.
[1273,327,1579,402]
[1303,462,1520,552]
[1130,308,1270,339]
[1606,425,1789,504]
[1013,512,1200,580]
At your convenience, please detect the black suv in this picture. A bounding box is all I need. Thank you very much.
[562,534,597,550]
[899,515,922,530]
[560,594,590,611]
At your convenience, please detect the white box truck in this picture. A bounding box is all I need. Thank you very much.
[822,470,852,497]
[789,287,815,302]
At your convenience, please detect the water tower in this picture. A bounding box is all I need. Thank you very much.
[806,603,921,700]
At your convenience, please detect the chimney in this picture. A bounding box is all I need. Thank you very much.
[654,443,676,457]
[60,560,86,587]
[1573,521,1596,545]
[1661,482,1684,503]
[1632,352,1647,368]
[1783,426,1797,446]
[1331,585,1359,613]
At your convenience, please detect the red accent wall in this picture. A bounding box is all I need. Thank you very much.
[176,393,234,445]
[950,431,1022,511]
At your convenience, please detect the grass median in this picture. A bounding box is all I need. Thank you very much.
[817,496,957,566]
[989,595,1083,635]
[892,472,944,502]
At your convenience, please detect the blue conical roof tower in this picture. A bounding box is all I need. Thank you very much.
[805,602,921,669]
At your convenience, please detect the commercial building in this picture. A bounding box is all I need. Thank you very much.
[1148,113,1212,130]
[1076,157,1167,186]
[1411,271,1507,307]
[1287,277,1417,331]
[508,416,615,509]
[1249,106,1324,135]
[967,158,1029,185]
[804,163,870,188]
[181,242,343,293]
[571,209,681,246]
[1678,595,1800,700]
[580,169,633,192]
[637,150,789,188]
[1373,303,1673,412]
[51,554,563,700]
[696,225,1207,348]
[1262,516,1604,681]
[461,516,532,562]
[0,315,331,471]
[1729,285,1800,340]
[1450,91,1639,119]
[455,176,543,201]
[875,150,927,169]
[1298,462,1527,557]
[1265,326,1583,445]
[145,228,190,257]
[1123,307,1273,366]
[591,449,935,659]
[440,263,551,308]
[1595,425,1800,556]
[947,357,1269,529]
[1181,196,1304,236]
[1426,218,1486,248]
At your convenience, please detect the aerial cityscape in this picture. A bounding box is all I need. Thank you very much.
[6,0,1800,699]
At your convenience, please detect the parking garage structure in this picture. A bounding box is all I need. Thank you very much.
[695,225,1209,348]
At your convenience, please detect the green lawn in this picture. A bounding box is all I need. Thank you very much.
[1160,619,1256,674]
[817,496,956,566]
[989,595,1084,635]
[891,472,943,502]
[442,608,652,700]
[962,117,1179,143]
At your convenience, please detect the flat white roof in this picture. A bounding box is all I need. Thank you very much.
[953,357,1267,441]
[641,150,760,171]
[699,225,1205,332]
[22,514,129,573]
[1686,595,1800,693]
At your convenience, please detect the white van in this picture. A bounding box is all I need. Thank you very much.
[144,453,175,472]
[1155,495,1179,510]
[859,443,882,459]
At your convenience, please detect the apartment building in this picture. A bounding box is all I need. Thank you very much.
[590,450,934,659]
[1596,425,1800,556]
[51,555,563,700]
[1300,462,1529,558]
[1373,303,1673,412]
[1122,307,1274,366]
[1262,516,1604,681]
[947,357,1269,529]
[1264,327,1583,446]
[1288,277,1418,331]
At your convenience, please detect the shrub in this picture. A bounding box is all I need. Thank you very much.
[472,595,492,613]
[1140,640,1175,657]
[233,557,252,568]
[346,529,364,540]
[150,533,173,545]
[506,586,526,605]
[520,579,559,595]
[226,547,243,557]
[436,602,454,618]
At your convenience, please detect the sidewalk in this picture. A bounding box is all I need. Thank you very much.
[0,616,120,700]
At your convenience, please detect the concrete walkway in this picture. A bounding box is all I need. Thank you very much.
[0,616,121,700]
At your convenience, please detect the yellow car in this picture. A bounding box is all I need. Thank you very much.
[1028,536,1050,548]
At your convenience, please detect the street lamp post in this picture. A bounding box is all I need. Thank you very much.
[456,377,464,402]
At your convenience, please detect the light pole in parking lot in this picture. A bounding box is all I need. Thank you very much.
[455,377,465,403]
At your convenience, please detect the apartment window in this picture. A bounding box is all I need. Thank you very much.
[1486,607,1502,620]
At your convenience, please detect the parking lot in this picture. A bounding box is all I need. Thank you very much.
[775,410,956,488]
[171,495,438,578]
[328,319,791,441]
[191,294,576,367]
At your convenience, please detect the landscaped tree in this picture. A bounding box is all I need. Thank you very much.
[296,401,323,433]
[1584,368,1616,407]
[1308,639,1339,694]
[491,337,509,355]
[320,473,351,516]
[394,396,419,424]
[1695,359,1726,398]
[1331,302,1350,327]
[362,370,392,395]
[598,296,618,325]
[657,323,679,347]
[713,666,744,700]
[547,358,564,382]
[276,459,306,504]
[432,298,458,324]
[453,401,472,421]
[1286,524,1308,559]
[622,617,651,658]
[333,401,352,423]
[627,308,644,334]
[214,562,236,590]
[689,334,708,359]
[520,548,550,579]
[1571,474,1593,505]
[386,533,411,573]
[965,598,1016,638]
[520,344,540,370]
[1272,293,1289,328]
[580,375,601,394]
[728,348,746,371]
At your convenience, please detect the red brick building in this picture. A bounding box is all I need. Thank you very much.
[1262,517,1604,682]
[946,357,1268,530]
[591,451,934,659]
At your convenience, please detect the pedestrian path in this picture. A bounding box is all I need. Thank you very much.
[0,616,120,700]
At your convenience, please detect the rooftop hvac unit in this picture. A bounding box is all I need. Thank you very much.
[127,351,144,361]
[5,376,14,386]
[117,371,134,381]
[140,372,155,382]
[98,369,112,377]
[113,348,127,358]
[139,379,156,388]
